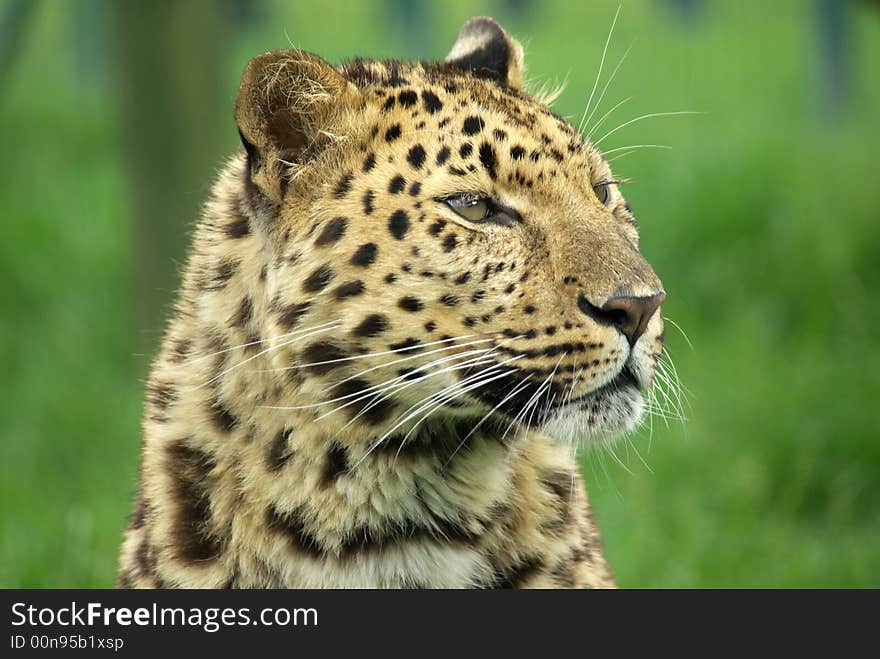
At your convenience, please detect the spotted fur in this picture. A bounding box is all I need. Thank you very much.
[117,17,665,589]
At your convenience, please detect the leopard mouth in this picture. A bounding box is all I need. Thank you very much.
[459,360,643,431]
[539,365,645,443]
[561,366,640,408]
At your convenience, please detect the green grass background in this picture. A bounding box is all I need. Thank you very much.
[1,0,878,588]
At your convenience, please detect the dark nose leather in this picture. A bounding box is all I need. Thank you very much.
[577,291,666,346]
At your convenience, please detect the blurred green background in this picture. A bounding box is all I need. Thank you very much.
[1,0,878,588]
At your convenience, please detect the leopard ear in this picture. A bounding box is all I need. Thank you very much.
[444,16,525,89]
[235,50,362,203]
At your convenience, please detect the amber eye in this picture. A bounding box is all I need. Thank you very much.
[445,196,491,222]
[593,182,611,207]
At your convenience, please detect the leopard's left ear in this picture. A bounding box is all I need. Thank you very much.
[444,16,525,89]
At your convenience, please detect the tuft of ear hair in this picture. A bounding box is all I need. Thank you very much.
[444,16,525,90]
[234,50,362,203]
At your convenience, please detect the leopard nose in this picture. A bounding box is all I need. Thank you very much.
[577,290,666,346]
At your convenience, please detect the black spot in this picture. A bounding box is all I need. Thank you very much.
[428,220,446,236]
[540,471,575,534]
[385,124,402,142]
[524,305,536,314]
[362,189,375,215]
[354,314,389,337]
[129,488,147,530]
[407,145,426,169]
[334,172,354,198]
[116,570,134,589]
[170,337,193,363]
[424,320,437,332]
[493,129,507,141]
[231,296,253,328]
[225,212,250,239]
[389,337,423,354]
[135,537,155,576]
[265,506,325,557]
[442,234,458,252]
[463,116,485,135]
[436,146,451,165]
[266,428,295,472]
[398,367,422,381]
[479,143,498,180]
[399,296,424,312]
[440,294,460,307]
[510,146,526,160]
[409,181,422,196]
[384,272,398,283]
[388,175,406,194]
[210,259,238,289]
[459,142,473,158]
[333,378,396,425]
[363,153,376,172]
[146,381,176,421]
[448,166,467,176]
[302,264,335,293]
[422,91,443,113]
[166,442,223,563]
[351,242,378,267]
[383,96,396,111]
[315,217,347,246]
[471,289,486,303]
[551,561,576,588]
[321,444,349,487]
[494,556,543,588]
[398,90,418,107]
[302,341,350,375]
[333,280,365,299]
[388,210,410,239]
[277,301,311,328]
[454,272,471,285]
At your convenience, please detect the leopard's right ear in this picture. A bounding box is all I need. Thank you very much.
[235,50,362,204]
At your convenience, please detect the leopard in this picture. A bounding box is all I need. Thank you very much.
[116,16,666,589]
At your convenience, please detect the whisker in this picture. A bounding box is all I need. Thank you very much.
[600,144,672,156]
[593,111,701,148]
[326,350,503,426]
[350,357,524,469]
[578,4,622,133]
[186,320,341,366]
[260,333,485,373]
[267,346,495,412]
[442,375,536,466]
[663,316,695,353]
[201,321,341,388]
[581,41,634,136]
[330,337,495,388]
[586,96,633,139]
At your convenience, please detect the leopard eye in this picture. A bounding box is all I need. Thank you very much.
[445,196,491,222]
[593,182,611,207]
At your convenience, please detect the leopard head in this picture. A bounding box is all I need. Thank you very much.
[233,17,665,448]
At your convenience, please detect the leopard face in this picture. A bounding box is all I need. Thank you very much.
[236,17,665,451]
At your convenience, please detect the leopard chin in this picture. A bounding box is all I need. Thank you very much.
[540,369,646,445]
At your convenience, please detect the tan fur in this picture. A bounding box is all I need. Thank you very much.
[117,18,663,589]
